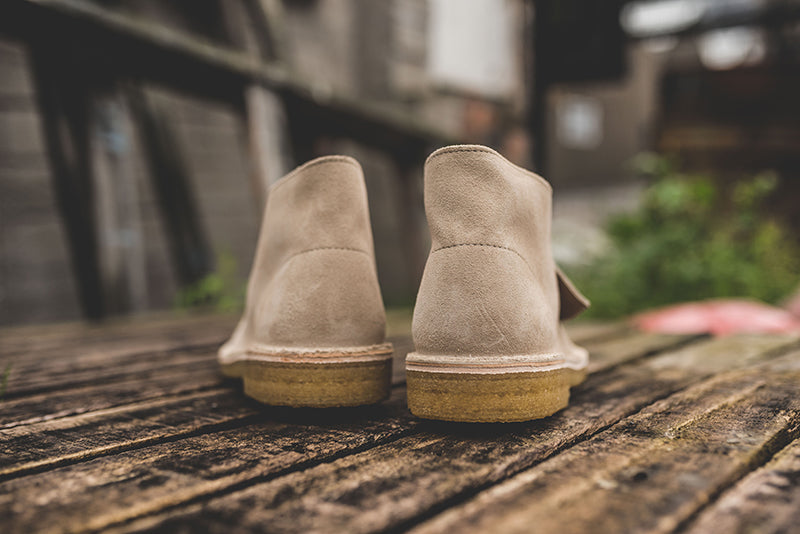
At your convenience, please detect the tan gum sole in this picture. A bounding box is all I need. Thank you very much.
[406,365,586,423]
[221,343,393,408]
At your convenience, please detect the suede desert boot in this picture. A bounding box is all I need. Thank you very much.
[219,156,393,407]
[406,145,590,422]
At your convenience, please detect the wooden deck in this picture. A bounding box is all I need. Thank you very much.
[1,314,799,533]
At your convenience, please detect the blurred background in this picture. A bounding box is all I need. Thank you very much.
[0,0,798,327]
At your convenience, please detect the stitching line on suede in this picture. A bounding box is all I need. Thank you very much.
[432,243,533,275]
[427,148,495,161]
[286,246,369,262]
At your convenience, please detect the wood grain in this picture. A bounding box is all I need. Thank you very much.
[0,360,223,428]
[585,330,700,372]
[0,332,423,483]
[686,436,800,534]
[410,352,800,534]
[2,314,797,534]
[0,330,703,532]
[0,389,259,480]
[1,345,220,400]
[0,313,236,358]
[112,336,797,534]
[1,335,413,431]
[563,320,631,345]
[0,389,415,533]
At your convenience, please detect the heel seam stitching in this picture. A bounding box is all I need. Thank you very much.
[432,243,537,280]
[432,243,530,272]
[287,246,370,263]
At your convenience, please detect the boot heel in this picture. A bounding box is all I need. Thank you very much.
[237,343,393,407]
[216,156,392,408]
[406,352,580,422]
[408,144,591,422]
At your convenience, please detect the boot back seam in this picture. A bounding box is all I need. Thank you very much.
[431,243,532,276]
[286,246,370,263]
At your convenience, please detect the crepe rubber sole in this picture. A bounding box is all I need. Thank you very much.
[221,343,393,408]
[406,353,587,423]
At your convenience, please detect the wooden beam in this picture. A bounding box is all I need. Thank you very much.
[89,91,149,314]
[244,86,293,202]
[27,40,105,319]
[126,87,213,287]
[220,0,293,207]
[8,0,458,149]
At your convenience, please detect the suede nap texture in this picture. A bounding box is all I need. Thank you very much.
[411,145,589,365]
[219,156,387,364]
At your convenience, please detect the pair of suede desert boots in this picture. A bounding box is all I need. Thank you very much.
[219,145,590,422]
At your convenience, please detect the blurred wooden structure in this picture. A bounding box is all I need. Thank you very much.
[0,0,462,324]
[1,315,799,532]
[3,0,798,328]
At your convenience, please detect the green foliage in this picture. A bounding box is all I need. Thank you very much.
[571,155,800,318]
[175,251,245,313]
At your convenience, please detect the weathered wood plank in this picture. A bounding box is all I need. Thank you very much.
[0,389,257,480]
[0,389,415,534]
[0,332,681,460]
[0,313,219,348]
[0,334,422,479]
[2,345,220,399]
[0,335,412,429]
[685,425,800,534]
[1,315,418,400]
[0,313,236,358]
[585,330,700,373]
[0,360,223,428]
[111,336,797,534]
[0,332,700,528]
[409,351,800,534]
[4,332,410,398]
[0,318,622,388]
[563,320,631,345]
[391,335,414,384]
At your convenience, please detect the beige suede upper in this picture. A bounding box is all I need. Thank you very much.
[411,145,589,365]
[219,156,387,363]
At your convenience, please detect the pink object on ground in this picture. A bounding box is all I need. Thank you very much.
[786,287,800,318]
[633,299,800,336]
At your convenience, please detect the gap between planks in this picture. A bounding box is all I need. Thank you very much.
[0,323,631,434]
[0,335,682,468]
[407,349,800,534]
[681,433,800,534]
[0,373,416,482]
[7,335,796,533]
[1,335,413,430]
[0,313,237,359]
[108,336,799,534]
[1,342,223,400]
[0,337,704,532]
